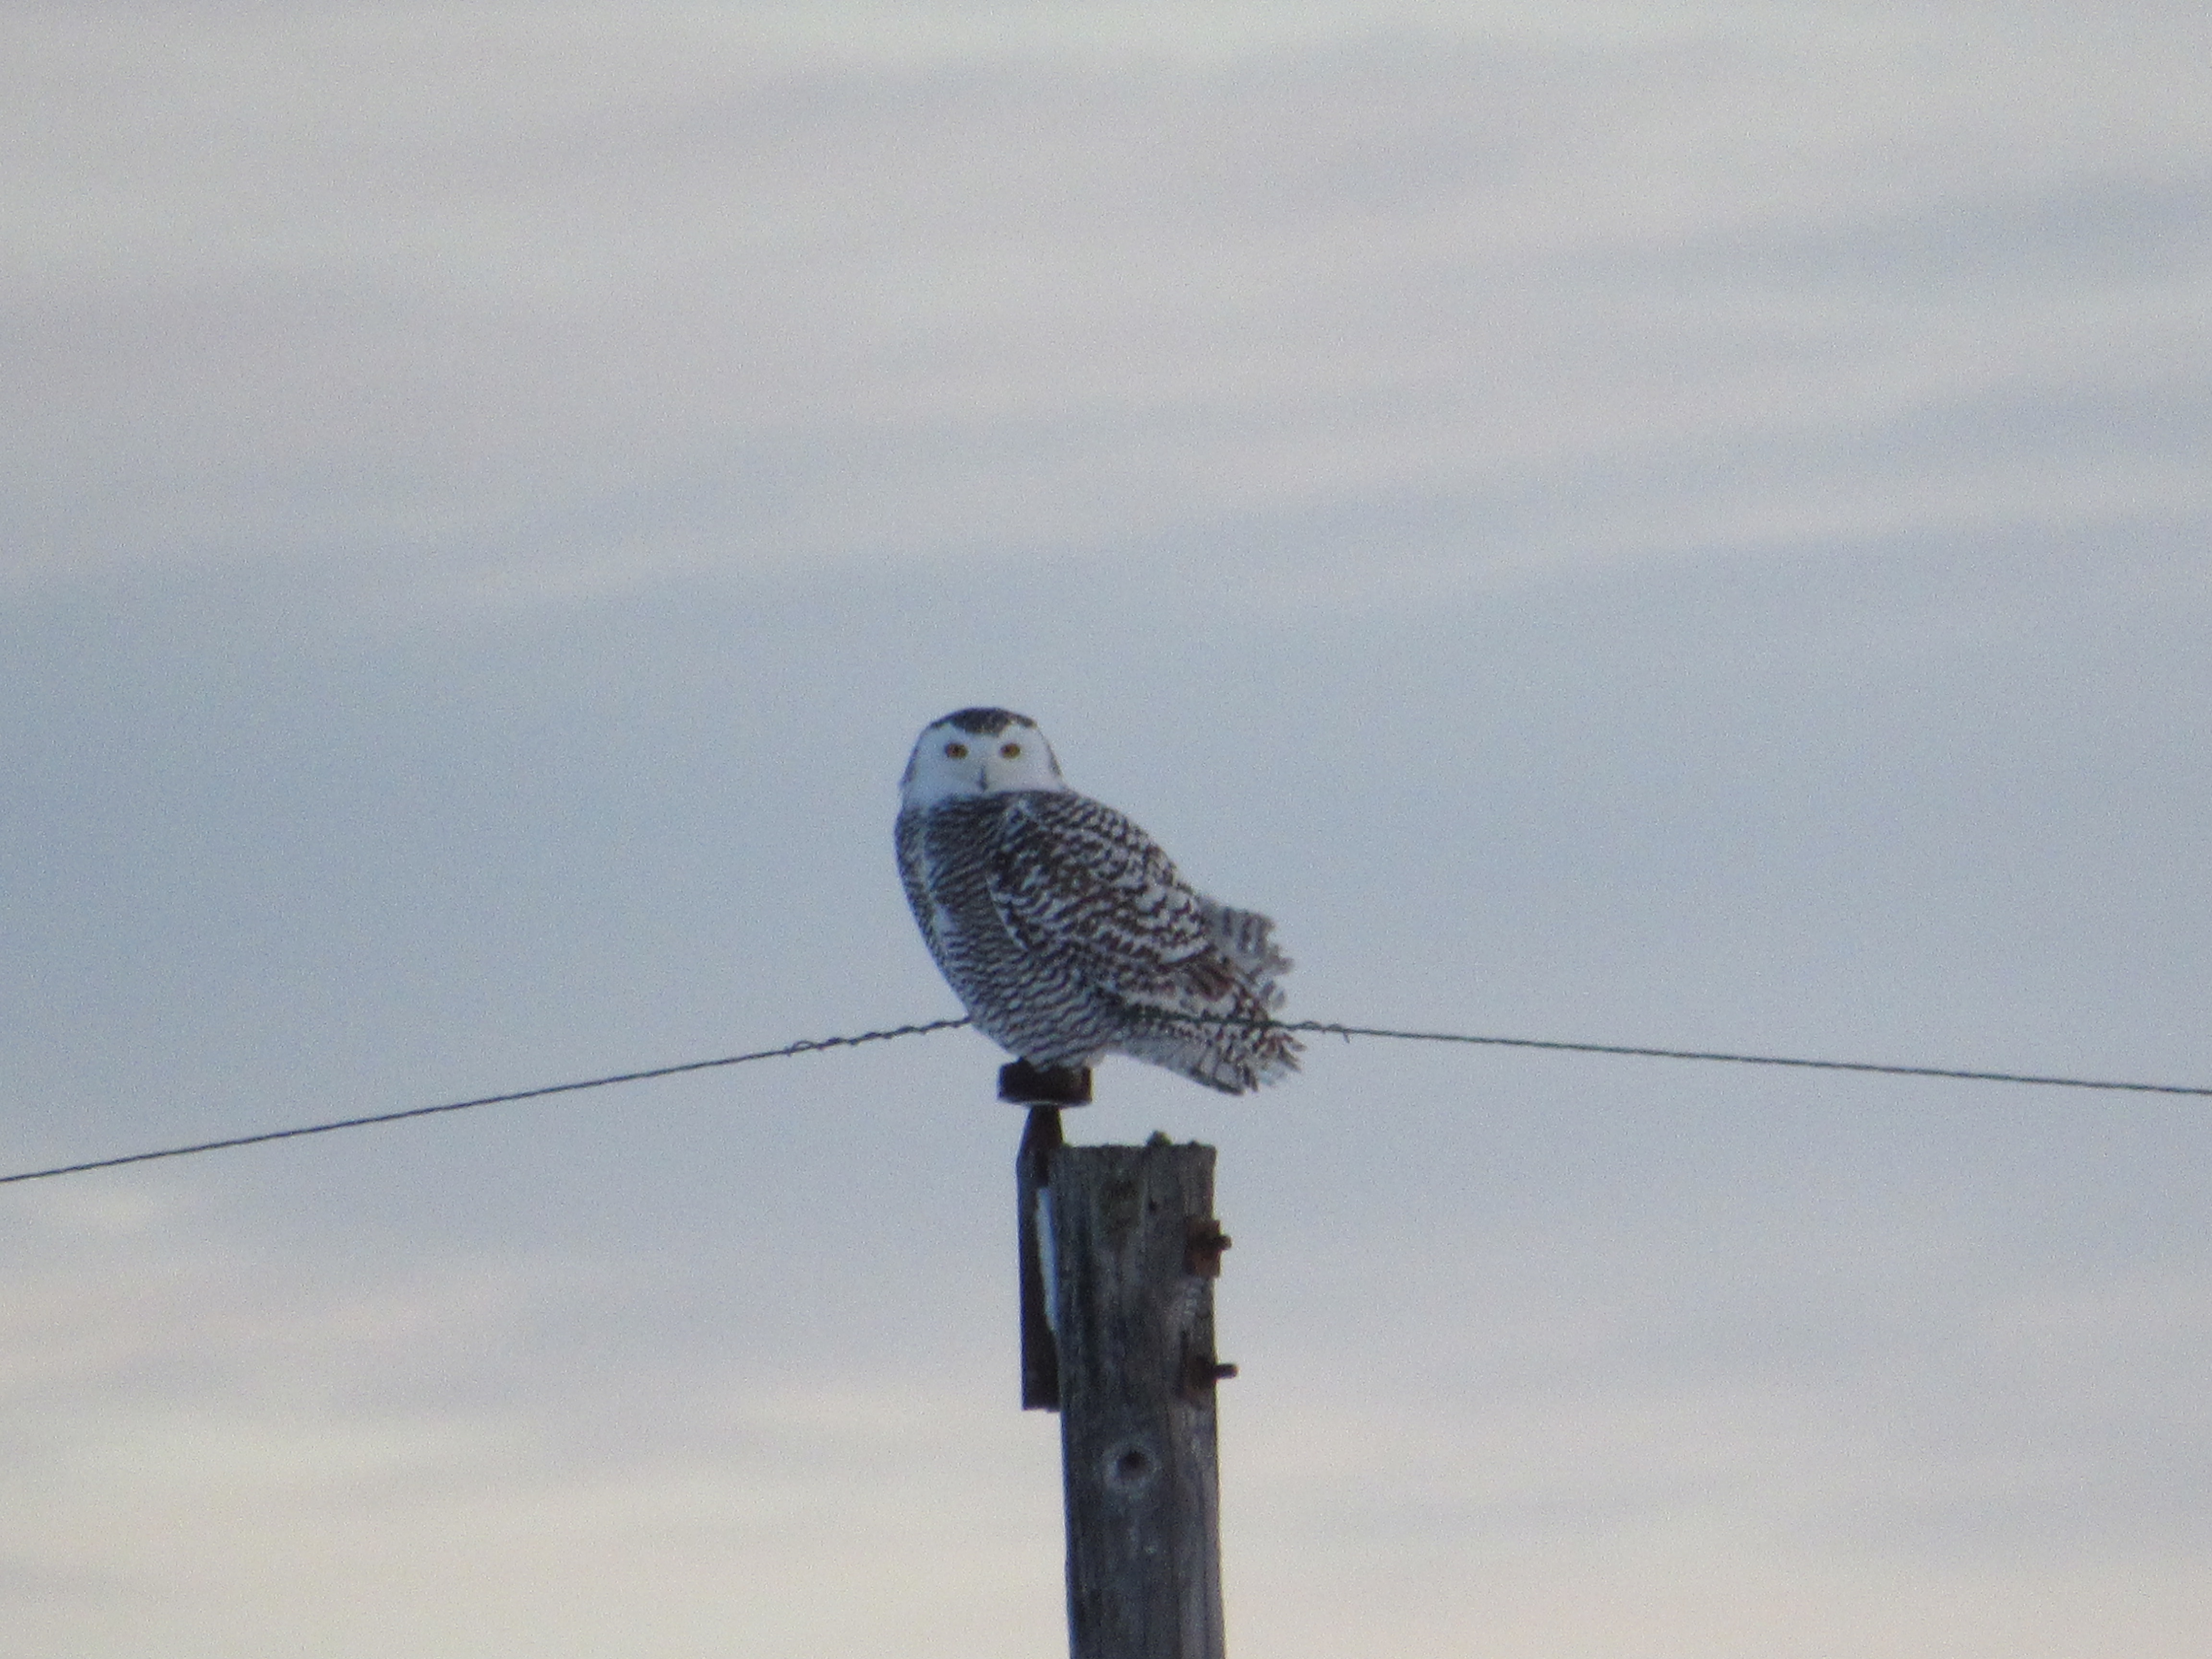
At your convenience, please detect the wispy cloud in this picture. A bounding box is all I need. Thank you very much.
[5,4,2204,598]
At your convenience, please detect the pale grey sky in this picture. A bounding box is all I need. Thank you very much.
[4,4,2209,1655]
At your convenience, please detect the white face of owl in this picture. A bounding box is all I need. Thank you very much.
[900,708,1068,808]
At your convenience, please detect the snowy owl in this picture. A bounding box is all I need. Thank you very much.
[896,708,1301,1095]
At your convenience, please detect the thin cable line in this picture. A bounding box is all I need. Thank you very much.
[1257,1020,2212,1097]
[0,1019,973,1187]
[3,1013,2205,1187]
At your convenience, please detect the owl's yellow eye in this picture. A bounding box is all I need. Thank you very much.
[1000,742,1022,758]
[943,741,969,759]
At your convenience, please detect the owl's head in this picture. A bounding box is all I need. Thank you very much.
[901,707,1067,808]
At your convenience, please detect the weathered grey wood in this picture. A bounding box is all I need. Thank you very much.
[1050,1139,1228,1659]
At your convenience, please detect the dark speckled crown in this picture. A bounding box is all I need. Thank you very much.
[940,707,1036,736]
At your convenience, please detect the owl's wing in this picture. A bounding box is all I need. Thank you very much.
[984,792,1245,1010]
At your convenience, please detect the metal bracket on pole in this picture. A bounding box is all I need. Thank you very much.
[1005,1062,1090,1411]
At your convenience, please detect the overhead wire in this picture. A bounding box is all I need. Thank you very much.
[0,1019,971,1186]
[1260,1018,2212,1096]
[2,1013,2205,1188]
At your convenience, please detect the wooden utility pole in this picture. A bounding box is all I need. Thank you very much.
[1004,1063,1232,1659]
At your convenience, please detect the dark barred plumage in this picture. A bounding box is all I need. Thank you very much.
[897,789,1301,1094]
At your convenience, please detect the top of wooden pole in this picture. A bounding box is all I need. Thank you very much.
[1050,1138,1227,1659]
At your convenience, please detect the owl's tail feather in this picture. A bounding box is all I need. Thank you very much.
[1118,992,1304,1095]
[1195,897,1293,1008]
